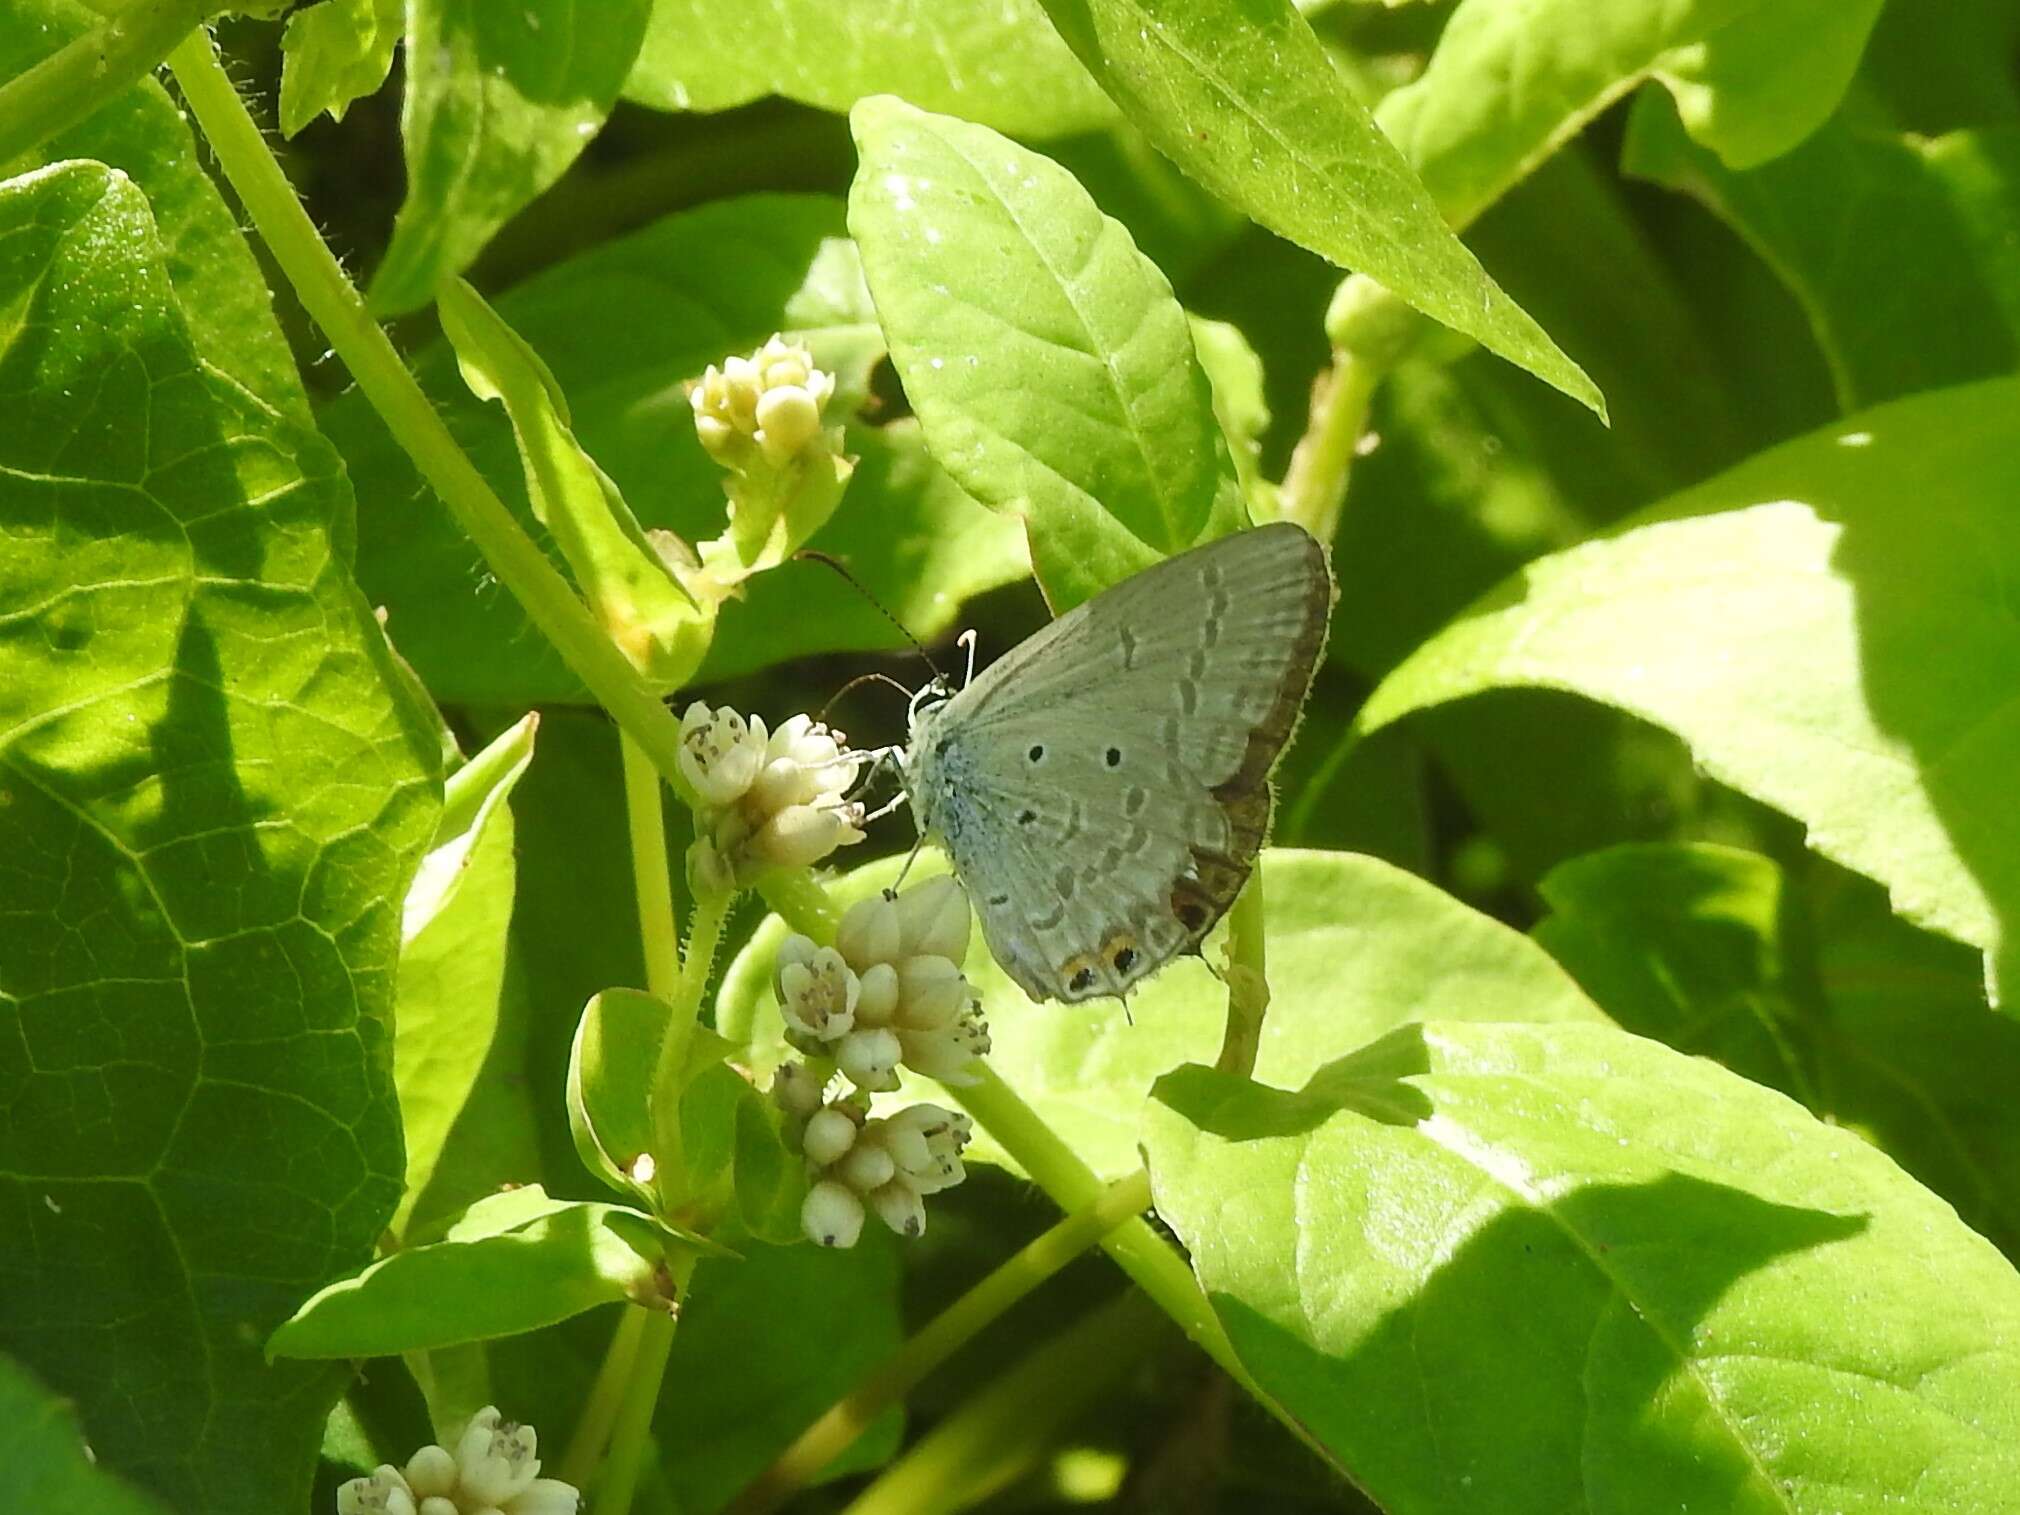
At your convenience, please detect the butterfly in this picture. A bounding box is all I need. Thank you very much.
[902,522,1332,1003]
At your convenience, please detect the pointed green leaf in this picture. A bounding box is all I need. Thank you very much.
[368,0,653,315]
[1146,1021,2020,1512]
[0,161,439,1512]
[718,849,1606,1179]
[1032,0,1603,416]
[624,0,1114,137]
[1356,376,2020,1009]
[848,96,1246,607]
[269,1190,678,1359]
[394,713,543,1241]
[438,279,712,691]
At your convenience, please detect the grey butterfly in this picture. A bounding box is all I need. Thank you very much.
[902,522,1332,1004]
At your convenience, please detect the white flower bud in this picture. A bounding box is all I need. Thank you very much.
[895,956,969,1029]
[454,1409,539,1507]
[338,1467,417,1515]
[804,1178,865,1247]
[755,385,823,463]
[404,1444,456,1498]
[893,876,971,963]
[869,1179,927,1238]
[838,1137,897,1193]
[770,1060,824,1118]
[750,803,865,871]
[899,1010,990,1085]
[854,961,899,1027]
[802,1106,859,1166]
[417,1499,457,1515]
[836,1026,903,1092]
[837,892,902,970]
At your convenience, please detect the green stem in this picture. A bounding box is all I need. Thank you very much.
[557,1302,650,1489]
[0,0,207,165]
[593,1252,697,1515]
[1276,348,1379,547]
[1214,872,1268,1078]
[162,35,696,803]
[732,1173,1151,1515]
[754,868,844,943]
[621,734,683,1000]
[841,1291,1168,1515]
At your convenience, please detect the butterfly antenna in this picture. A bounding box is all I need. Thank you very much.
[796,549,944,681]
[818,670,916,728]
[957,628,979,690]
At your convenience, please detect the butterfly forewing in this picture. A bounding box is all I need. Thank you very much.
[907,523,1331,1003]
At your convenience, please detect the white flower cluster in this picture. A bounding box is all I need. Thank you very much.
[679,704,865,887]
[690,334,837,469]
[771,876,990,1247]
[337,1407,575,1515]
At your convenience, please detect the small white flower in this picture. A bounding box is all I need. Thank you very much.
[804,1178,865,1247]
[454,1408,540,1507]
[678,703,765,806]
[508,1481,582,1515]
[416,1499,456,1515]
[837,1138,897,1193]
[883,1103,973,1195]
[776,936,859,1049]
[337,1466,416,1515]
[894,956,968,1028]
[749,803,865,871]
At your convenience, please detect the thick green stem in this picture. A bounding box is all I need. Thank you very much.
[558,1301,650,1489]
[0,0,207,165]
[593,1252,696,1515]
[733,1173,1151,1515]
[754,868,844,942]
[622,735,683,1000]
[162,35,695,801]
[1277,349,1379,546]
[1215,873,1268,1078]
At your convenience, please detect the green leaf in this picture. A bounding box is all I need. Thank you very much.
[277,0,402,137]
[848,96,1246,608]
[437,278,712,691]
[718,849,1605,1180]
[1145,1020,2020,1512]
[623,0,1115,137]
[394,713,543,1241]
[270,1189,678,1359]
[1032,0,1603,416]
[567,988,670,1202]
[0,0,311,421]
[1377,0,1886,231]
[1355,376,2020,1009]
[0,161,439,1512]
[1625,94,2020,411]
[327,194,1026,703]
[1535,844,2020,1259]
[368,0,654,315]
[0,1356,172,1515]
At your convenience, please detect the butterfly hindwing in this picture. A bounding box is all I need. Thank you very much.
[907,523,1332,1003]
